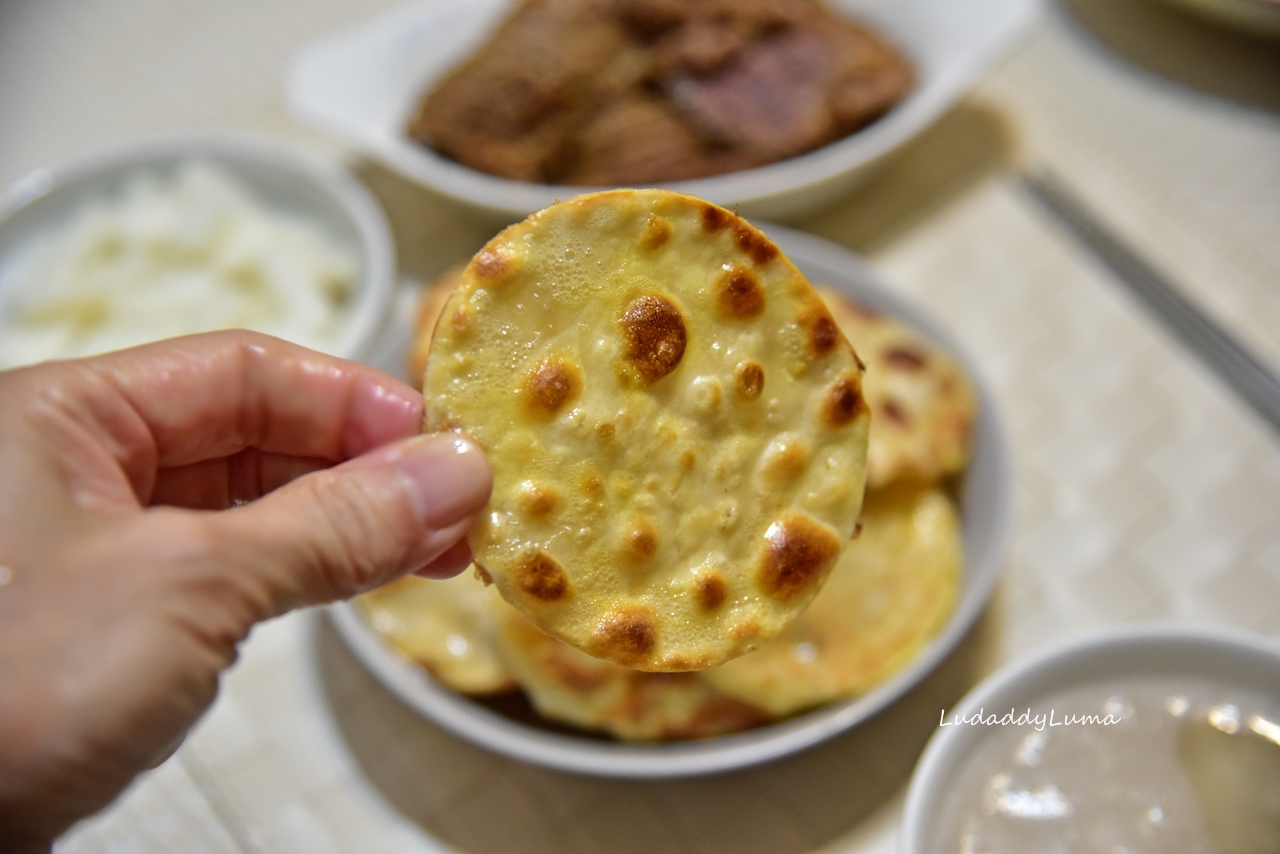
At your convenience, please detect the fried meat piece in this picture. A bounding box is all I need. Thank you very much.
[409,0,912,184]
[408,0,633,181]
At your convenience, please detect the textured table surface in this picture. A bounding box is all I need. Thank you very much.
[3,0,1278,851]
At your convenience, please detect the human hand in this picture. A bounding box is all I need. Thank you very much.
[0,331,492,852]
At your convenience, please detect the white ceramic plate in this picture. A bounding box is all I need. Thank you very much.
[0,132,396,364]
[901,623,1280,852]
[328,223,1013,778]
[285,0,1041,221]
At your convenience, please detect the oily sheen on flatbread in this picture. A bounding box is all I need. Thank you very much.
[496,613,769,740]
[357,574,515,695]
[817,287,975,489]
[423,189,870,671]
[703,483,962,716]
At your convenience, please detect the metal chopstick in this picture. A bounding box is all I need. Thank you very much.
[1019,169,1280,438]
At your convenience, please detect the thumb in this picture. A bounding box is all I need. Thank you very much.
[209,433,492,611]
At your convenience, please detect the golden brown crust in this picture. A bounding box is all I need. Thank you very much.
[759,435,809,484]
[517,481,561,517]
[591,606,658,662]
[757,514,841,601]
[715,267,766,319]
[620,295,688,384]
[735,360,765,399]
[817,286,976,488]
[798,299,841,359]
[821,373,867,428]
[423,190,869,671]
[705,484,962,716]
[474,246,520,284]
[496,613,770,740]
[732,221,780,266]
[694,573,728,611]
[515,552,572,603]
[701,203,732,232]
[884,345,927,370]
[523,358,582,417]
[642,214,673,249]
[623,518,659,564]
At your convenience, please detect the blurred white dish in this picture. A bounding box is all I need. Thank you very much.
[901,623,1280,852]
[328,223,1013,778]
[0,133,395,365]
[286,0,1040,221]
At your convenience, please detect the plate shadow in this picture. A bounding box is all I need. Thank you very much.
[315,603,1001,854]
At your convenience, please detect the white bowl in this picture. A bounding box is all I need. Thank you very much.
[328,223,1013,778]
[900,623,1280,852]
[285,0,1041,221]
[0,132,396,363]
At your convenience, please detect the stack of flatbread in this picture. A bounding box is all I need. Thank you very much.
[367,191,974,739]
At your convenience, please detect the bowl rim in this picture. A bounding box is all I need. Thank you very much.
[899,621,1280,852]
[0,130,396,363]
[328,221,1014,779]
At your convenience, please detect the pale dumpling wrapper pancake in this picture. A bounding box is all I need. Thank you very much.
[818,287,975,490]
[424,190,870,671]
[496,612,769,741]
[357,574,515,695]
[702,483,962,717]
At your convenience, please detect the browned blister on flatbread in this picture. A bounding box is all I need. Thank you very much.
[703,483,961,716]
[817,287,975,489]
[496,613,770,740]
[423,190,869,671]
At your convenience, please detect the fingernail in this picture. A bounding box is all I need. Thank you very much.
[395,434,492,528]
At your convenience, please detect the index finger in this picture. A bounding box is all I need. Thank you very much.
[86,330,423,470]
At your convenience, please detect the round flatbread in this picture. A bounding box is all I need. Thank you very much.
[496,612,769,741]
[423,189,870,671]
[357,572,516,695]
[817,287,975,490]
[702,483,961,717]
